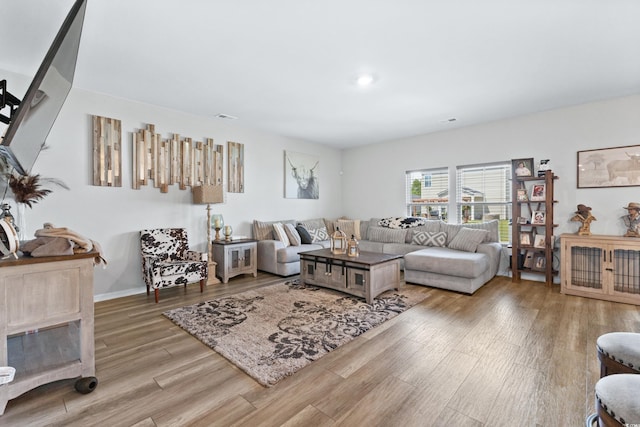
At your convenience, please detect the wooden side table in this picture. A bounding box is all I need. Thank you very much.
[212,239,258,283]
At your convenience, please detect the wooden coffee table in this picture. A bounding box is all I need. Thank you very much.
[299,248,402,303]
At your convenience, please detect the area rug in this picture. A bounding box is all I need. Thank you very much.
[163,280,429,386]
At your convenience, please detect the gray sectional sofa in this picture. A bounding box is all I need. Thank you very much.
[253,217,502,294]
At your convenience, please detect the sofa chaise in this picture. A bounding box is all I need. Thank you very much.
[253,217,502,294]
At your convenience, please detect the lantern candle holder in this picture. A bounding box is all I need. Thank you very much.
[331,227,347,254]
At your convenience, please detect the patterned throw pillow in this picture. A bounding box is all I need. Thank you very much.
[378,217,429,229]
[307,226,329,242]
[284,223,301,246]
[412,231,447,247]
[448,227,489,252]
[272,223,290,247]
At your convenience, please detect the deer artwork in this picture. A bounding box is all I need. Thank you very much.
[286,156,319,199]
[607,152,640,185]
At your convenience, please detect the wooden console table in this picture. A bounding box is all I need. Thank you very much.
[299,248,402,304]
[0,252,98,415]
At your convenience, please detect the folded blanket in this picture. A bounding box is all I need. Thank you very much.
[21,223,107,265]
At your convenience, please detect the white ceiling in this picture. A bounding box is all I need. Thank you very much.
[2,0,640,149]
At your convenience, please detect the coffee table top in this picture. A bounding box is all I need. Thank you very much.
[299,248,402,266]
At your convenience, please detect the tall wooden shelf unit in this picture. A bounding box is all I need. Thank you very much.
[511,170,558,285]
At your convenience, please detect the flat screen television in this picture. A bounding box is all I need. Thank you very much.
[0,0,87,176]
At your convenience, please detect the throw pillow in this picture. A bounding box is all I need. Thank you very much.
[448,227,489,252]
[284,223,301,246]
[272,223,290,247]
[367,226,407,244]
[336,219,361,240]
[412,231,447,247]
[307,226,329,242]
[296,224,313,244]
[378,217,429,229]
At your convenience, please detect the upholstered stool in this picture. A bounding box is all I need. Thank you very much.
[589,374,640,426]
[597,332,640,377]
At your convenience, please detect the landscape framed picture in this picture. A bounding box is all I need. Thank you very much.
[530,183,545,201]
[577,144,640,188]
[512,158,534,177]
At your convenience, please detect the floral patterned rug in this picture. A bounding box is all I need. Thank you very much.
[163,280,430,386]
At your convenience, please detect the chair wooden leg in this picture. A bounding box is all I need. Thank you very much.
[154,288,159,304]
[200,279,205,293]
[146,284,150,296]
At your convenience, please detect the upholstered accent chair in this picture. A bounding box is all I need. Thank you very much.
[140,228,207,303]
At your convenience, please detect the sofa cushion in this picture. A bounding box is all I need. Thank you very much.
[337,219,361,240]
[378,217,429,229]
[441,220,499,245]
[253,219,295,240]
[448,227,489,252]
[296,225,313,244]
[272,223,290,247]
[284,223,301,246]
[367,226,407,243]
[412,230,447,247]
[404,248,489,279]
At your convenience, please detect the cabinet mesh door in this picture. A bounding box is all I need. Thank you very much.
[613,249,640,294]
[570,246,602,289]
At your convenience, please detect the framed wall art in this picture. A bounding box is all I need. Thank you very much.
[530,183,545,201]
[284,151,319,199]
[228,141,244,193]
[577,144,640,188]
[512,158,534,177]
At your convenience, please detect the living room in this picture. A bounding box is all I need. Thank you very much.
[1,1,640,425]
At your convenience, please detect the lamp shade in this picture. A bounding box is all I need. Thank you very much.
[192,185,223,204]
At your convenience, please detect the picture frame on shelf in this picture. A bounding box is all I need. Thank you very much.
[523,250,535,268]
[577,144,640,188]
[533,234,546,248]
[531,210,546,225]
[517,216,529,225]
[520,231,533,246]
[530,183,545,201]
[512,158,534,177]
[532,254,546,271]
[516,188,529,202]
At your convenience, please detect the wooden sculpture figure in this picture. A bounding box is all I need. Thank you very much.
[571,204,596,236]
[621,202,640,237]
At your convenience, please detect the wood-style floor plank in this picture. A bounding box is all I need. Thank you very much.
[2,273,639,426]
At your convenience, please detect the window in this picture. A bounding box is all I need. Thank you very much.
[456,162,512,242]
[406,167,449,220]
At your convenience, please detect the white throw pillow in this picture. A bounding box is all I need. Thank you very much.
[284,223,301,246]
[272,223,290,247]
[448,227,489,252]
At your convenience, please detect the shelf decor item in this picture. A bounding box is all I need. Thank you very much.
[512,158,534,177]
[224,225,233,241]
[516,189,528,202]
[531,210,546,225]
[212,214,224,241]
[347,234,359,257]
[570,204,596,236]
[530,183,545,201]
[537,159,552,177]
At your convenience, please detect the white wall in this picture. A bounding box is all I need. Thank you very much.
[342,94,640,239]
[2,69,343,300]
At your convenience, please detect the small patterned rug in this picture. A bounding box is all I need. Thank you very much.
[163,280,429,386]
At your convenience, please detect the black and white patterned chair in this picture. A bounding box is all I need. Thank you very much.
[140,228,207,303]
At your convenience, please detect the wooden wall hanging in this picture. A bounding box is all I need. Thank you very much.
[132,123,223,193]
[227,141,244,193]
[92,115,122,187]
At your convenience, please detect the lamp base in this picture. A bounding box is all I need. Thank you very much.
[207,261,221,285]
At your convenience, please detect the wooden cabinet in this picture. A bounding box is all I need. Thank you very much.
[212,239,258,283]
[0,253,98,415]
[560,234,640,305]
[511,170,558,285]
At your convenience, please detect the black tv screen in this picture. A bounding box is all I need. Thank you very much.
[0,0,87,176]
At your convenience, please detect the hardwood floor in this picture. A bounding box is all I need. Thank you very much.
[2,273,639,426]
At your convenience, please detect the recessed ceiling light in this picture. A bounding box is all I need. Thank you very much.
[355,73,376,87]
[214,113,238,120]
